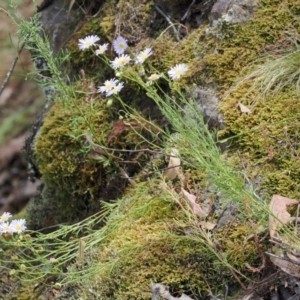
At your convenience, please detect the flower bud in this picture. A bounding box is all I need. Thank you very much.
[107,98,114,107]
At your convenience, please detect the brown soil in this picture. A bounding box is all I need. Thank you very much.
[0,0,44,216]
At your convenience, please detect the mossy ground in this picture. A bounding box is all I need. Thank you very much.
[67,180,261,300]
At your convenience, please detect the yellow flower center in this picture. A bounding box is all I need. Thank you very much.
[150,74,159,80]
[119,42,124,49]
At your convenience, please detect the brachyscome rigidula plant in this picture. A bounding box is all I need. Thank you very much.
[111,54,131,70]
[112,36,128,55]
[97,78,124,97]
[96,43,109,55]
[0,211,12,222]
[136,47,153,64]
[0,212,26,234]
[78,35,100,51]
[168,64,189,80]
[148,74,161,81]
[77,35,189,98]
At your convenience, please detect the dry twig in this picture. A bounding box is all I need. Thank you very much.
[181,0,196,21]
[0,42,25,97]
[153,4,180,41]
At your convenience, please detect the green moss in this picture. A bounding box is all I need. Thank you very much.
[219,222,264,270]
[66,0,300,89]
[66,181,261,299]
[28,90,164,229]
[26,97,113,227]
[35,100,110,197]
[205,2,298,86]
[136,1,300,89]
[205,1,300,201]
[219,83,300,199]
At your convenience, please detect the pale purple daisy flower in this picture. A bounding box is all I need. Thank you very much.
[136,48,153,64]
[96,43,109,55]
[168,64,189,80]
[111,54,131,69]
[106,82,124,97]
[113,36,128,55]
[97,78,118,94]
[0,222,11,234]
[0,212,12,222]
[148,74,161,81]
[78,35,100,50]
[9,219,26,234]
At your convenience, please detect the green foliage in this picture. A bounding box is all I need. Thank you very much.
[17,14,74,98]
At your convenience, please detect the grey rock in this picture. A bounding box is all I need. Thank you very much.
[192,88,224,129]
[38,0,82,52]
[209,0,258,24]
[209,0,230,22]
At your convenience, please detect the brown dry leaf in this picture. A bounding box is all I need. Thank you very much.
[269,194,298,239]
[52,288,61,295]
[237,102,251,114]
[107,118,159,144]
[181,188,207,218]
[106,119,133,144]
[199,221,216,230]
[287,252,300,264]
[269,255,300,278]
[164,149,181,180]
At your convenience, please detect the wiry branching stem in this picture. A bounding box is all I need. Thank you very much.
[0,42,25,97]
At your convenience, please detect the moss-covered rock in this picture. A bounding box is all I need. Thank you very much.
[65,180,262,300]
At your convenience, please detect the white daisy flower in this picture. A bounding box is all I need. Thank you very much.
[0,212,12,222]
[148,74,161,81]
[111,54,131,69]
[0,222,11,234]
[113,36,128,55]
[106,82,124,97]
[168,64,189,80]
[97,78,118,94]
[9,219,26,234]
[96,43,109,55]
[136,48,153,64]
[78,35,100,50]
